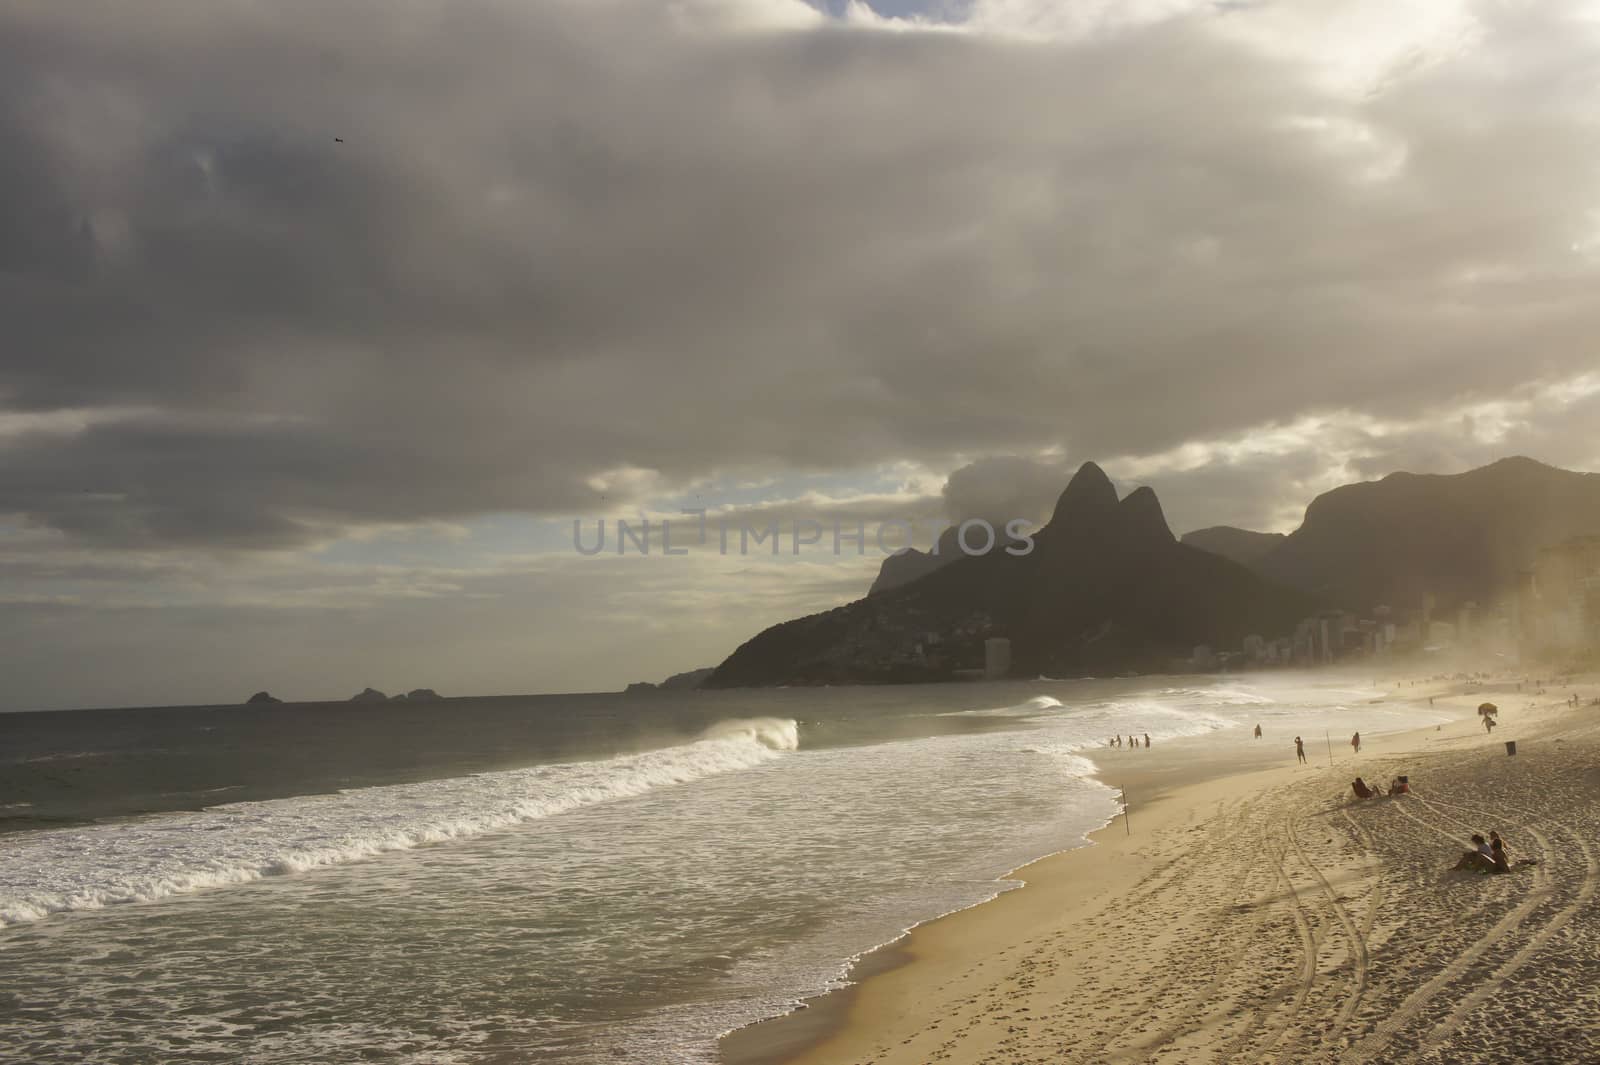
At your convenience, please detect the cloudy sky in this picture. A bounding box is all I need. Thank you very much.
[3,0,1599,709]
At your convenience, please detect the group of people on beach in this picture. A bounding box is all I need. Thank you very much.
[1108,734,1150,748]
[1285,731,1361,764]
[1452,831,1535,875]
[1349,775,1408,799]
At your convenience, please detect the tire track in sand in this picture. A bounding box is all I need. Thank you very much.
[1402,798,1598,1063]
[1339,801,1554,1063]
[1286,815,1370,1037]
[1209,819,1319,1064]
[1230,822,1319,1065]
[1108,811,1274,1062]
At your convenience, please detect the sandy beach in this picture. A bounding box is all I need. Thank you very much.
[723,674,1600,1065]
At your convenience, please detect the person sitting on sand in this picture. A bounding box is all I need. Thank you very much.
[1452,834,1496,873]
[1387,777,1409,796]
[1488,833,1539,870]
[1351,777,1375,800]
[1489,832,1522,865]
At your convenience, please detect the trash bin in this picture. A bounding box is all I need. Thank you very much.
[1505,740,1517,757]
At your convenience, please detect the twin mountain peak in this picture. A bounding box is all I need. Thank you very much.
[705,456,1600,687]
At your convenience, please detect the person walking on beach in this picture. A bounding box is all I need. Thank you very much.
[1254,723,1262,739]
[1351,731,1361,755]
[1143,733,1150,748]
[1295,736,1306,764]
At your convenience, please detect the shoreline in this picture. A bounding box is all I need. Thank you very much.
[722,672,1593,1065]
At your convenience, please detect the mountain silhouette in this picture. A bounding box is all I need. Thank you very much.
[868,526,963,596]
[1195,457,1600,612]
[707,463,1315,686]
[1180,526,1286,567]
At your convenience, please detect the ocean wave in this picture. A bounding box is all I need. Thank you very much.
[0,717,799,928]
[1156,686,1276,706]
[1017,743,1103,781]
[939,695,1066,718]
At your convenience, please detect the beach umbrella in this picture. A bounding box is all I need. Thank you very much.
[1478,702,1498,716]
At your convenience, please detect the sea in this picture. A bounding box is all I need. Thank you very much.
[0,674,1448,1064]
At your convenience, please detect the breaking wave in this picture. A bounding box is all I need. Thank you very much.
[941,695,1066,718]
[0,718,799,928]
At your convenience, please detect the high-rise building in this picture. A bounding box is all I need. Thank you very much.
[984,637,1011,680]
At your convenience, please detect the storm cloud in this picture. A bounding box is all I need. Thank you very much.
[3,0,1599,705]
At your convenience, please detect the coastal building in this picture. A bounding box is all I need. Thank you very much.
[983,637,1011,680]
[1580,576,1600,648]
[1522,536,1600,653]
[1292,618,1320,665]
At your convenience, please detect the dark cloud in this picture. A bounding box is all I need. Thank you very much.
[3,1,1599,549]
[940,455,1071,528]
[4,0,1600,707]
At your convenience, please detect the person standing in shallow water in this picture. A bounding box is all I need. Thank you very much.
[1254,723,1262,739]
[1295,736,1307,764]
[1352,731,1361,754]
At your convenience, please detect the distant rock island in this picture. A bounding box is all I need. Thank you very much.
[349,687,444,702]
[707,462,1315,686]
[625,667,715,694]
[245,691,282,705]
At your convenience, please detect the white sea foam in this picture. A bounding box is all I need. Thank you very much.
[1156,686,1276,706]
[0,717,798,928]
[940,695,1066,717]
[3,679,1459,1065]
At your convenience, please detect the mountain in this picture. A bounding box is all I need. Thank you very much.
[1251,457,1600,611]
[706,463,1316,687]
[869,524,1032,596]
[868,527,961,595]
[624,666,715,694]
[660,667,714,690]
[1181,526,1286,567]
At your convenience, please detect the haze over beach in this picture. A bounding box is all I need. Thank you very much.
[5,1,1600,1063]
